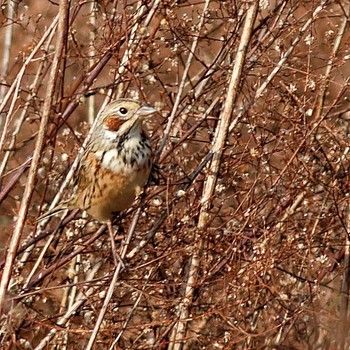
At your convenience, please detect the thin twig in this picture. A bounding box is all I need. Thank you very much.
[229,0,329,133]
[0,24,57,182]
[33,260,103,350]
[22,224,106,290]
[0,1,69,314]
[157,0,211,160]
[0,16,59,152]
[109,267,154,349]
[85,206,143,350]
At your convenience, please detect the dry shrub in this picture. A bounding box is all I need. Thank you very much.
[1,1,350,349]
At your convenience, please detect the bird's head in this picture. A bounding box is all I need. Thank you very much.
[96,99,156,138]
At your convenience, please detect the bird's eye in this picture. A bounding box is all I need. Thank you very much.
[119,107,128,115]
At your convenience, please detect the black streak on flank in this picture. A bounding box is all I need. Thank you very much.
[100,150,107,164]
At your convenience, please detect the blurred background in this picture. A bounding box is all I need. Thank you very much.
[1,0,350,349]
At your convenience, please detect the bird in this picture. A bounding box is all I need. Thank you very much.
[39,99,156,263]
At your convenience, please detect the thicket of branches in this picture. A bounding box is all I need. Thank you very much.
[1,0,350,349]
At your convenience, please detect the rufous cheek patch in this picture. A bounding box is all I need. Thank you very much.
[103,116,125,131]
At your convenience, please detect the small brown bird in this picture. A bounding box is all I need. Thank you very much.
[39,99,156,256]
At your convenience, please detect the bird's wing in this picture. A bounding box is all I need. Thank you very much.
[68,150,99,211]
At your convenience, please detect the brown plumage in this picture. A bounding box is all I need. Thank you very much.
[39,99,156,222]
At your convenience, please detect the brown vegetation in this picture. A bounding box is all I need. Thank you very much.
[1,0,350,349]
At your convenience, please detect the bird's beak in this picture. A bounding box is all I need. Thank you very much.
[136,104,157,116]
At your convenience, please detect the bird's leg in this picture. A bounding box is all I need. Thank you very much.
[106,220,125,269]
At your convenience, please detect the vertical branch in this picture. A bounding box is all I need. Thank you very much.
[0,0,14,130]
[168,3,259,349]
[313,3,349,120]
[0,0,69,314]
[87,1,97,124]
[313,15,350,344]
[339,205,350,350]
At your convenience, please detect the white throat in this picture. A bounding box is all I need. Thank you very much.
[96,123,151,174]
